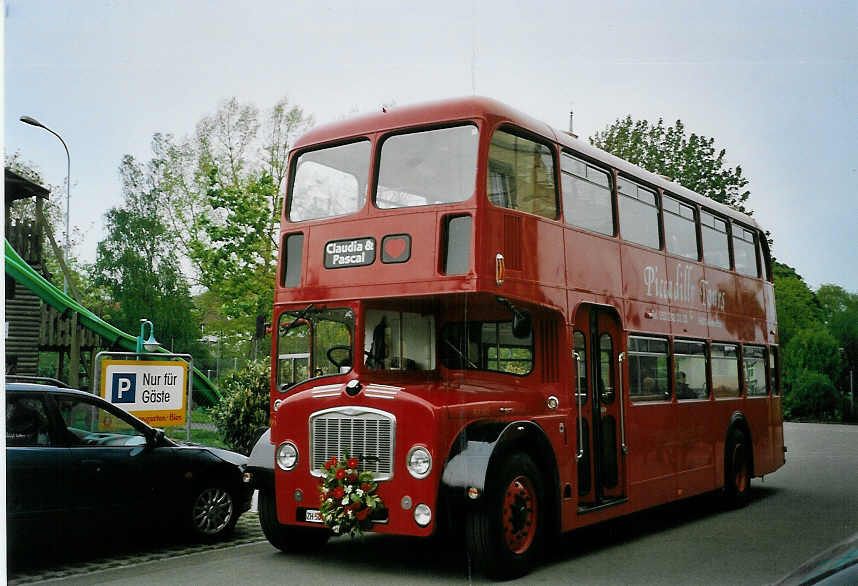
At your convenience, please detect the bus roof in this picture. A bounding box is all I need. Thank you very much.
[293,96,762,232]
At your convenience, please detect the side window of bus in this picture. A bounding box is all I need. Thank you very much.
[617,178,660,249]
[573,330,588,400]
[733,225,760,277]
[364,310,436,371]
[744,345,768,396]
[711,342,741,398]
[701,211,731,270]
[486,130,557,220]
[439,321,533,375]
[560,154,614,236]
[674,339,708,400]
[769,346,780,395]
[628,336,669,402]
[664,195,699,260]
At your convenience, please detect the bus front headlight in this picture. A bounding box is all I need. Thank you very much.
[406,445,432,479]
[276,441,299,471]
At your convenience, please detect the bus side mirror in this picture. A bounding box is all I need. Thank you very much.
[512,310,532,339]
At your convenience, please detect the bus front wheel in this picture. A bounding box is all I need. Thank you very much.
[724,428,751,508]
[466,452,544,579]
[258,490,330,553]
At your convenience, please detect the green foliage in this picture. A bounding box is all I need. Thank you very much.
[783,323,841,386]
[590,116,750,213]
[773,262,824,349]
[783,370,839,420]
[91,155,210,362]
[208,359,270,454]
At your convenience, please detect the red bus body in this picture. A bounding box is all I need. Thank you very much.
[267,97,784,576]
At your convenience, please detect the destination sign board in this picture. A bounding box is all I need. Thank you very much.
[324,237,376,269]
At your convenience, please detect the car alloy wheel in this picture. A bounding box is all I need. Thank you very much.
[193,487,235,536]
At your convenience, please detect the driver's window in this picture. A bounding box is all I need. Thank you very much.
[277,307,354,389]
[57,397,147,447]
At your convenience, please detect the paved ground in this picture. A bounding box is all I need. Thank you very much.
[6,513,265,585]
[7,422,858,584]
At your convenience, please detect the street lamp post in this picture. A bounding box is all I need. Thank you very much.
[19,115,71,294]
[136,319,160,354]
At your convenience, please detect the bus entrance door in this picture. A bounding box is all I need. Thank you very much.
[573,305,626,511]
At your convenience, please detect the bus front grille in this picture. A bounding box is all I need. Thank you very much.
[309,408,395,480]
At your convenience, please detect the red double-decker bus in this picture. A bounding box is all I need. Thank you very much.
[260,97,785,578]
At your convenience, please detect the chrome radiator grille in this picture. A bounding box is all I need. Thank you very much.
[310,408,395,479]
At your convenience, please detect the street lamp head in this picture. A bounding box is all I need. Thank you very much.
[137,318,160,353]
[19,115,44,128]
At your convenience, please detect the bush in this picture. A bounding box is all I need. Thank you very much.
[783,370,840,421]
[209,359,270,454]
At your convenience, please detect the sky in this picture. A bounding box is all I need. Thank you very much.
[4,0,857,292]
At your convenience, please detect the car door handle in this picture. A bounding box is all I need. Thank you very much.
[81,459,104,473]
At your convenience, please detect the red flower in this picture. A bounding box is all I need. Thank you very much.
[335,468,346,480]
[347,457,359,469]
[333,486,344,499]
[348,472,358,483]
[349,502,361,511]
[355,507,370,520]
[360,482,371,492]
[325,457,338,470]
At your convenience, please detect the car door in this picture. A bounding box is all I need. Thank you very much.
[53,394,177,529]
[5,392,65,543]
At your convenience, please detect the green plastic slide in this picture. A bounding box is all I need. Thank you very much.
[5,238,219,403]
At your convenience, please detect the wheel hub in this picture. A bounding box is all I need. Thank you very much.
[503,476,537,554]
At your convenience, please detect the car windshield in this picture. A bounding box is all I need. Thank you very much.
[277,307,355,390]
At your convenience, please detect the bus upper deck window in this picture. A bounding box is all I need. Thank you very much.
[487,130,557,220]
[289,140,371,222]
[376,125,478,209]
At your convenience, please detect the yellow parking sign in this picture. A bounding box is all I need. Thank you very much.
[100,359,188,427]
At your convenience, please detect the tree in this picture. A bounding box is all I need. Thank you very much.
[208,359,269,454]
[92,155,208,359]
[590,116,751,213]
[151,97,313,332]
[772,262,823,349]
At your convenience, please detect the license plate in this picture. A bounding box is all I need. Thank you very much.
[304,509,323,523]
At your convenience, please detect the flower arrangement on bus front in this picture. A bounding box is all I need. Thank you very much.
[318,455,383,537]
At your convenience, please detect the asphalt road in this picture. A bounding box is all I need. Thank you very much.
[15,422,858,585]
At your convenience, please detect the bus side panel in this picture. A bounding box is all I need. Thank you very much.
[563,228,622,298]
[743,397,773,475]
[627,402,677,510]
[676,401,717,497]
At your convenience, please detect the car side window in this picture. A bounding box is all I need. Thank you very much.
[6,396,53,447]
[56,397,147,447]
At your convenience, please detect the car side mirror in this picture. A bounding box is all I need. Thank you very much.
[148,428,165,448]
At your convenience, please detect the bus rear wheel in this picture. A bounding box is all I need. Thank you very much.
[466,452,543,580]
[724,428,751,508]
[258,490,329,553]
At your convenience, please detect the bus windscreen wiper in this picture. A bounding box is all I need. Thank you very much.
[281,303,315,333]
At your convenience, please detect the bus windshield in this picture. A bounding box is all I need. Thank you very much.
[376,125,479,209]
[277,307,354,390]
[289,140,371,222]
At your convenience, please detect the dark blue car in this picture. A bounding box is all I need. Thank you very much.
[5,380,252,549]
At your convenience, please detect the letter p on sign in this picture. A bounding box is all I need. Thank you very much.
[112,373,136,403]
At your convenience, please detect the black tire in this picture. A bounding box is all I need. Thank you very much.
[189,486,239,541]
[466,452,544,580]
[724,428,751,508]
[258,490,329,553]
